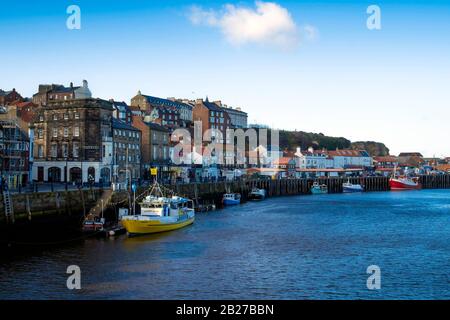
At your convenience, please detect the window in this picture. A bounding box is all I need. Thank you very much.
[51,143,57,157]
[73,142,79,158]
[74,112,80,119]
[38,145,44,157]
[64,127,69,137]
[39,115,44,122]
[53,114,58,121]
[62,143,68,157]
[37,128,43,139]
[64,113,69,120]
[52,128,58,138]
[74,127,79,137]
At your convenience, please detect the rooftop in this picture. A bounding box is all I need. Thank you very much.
[142,94,192,110]
[111,117,140,131]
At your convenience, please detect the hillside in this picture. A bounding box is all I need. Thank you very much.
[276,130,389,156]
[278,130,351,151]
[351,141,390,157]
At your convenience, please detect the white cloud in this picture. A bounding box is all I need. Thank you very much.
[188,1,316,49]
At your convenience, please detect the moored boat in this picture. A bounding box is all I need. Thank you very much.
[82,217,104,233]
[223,193,241,206]
[121,182,195,236]
[248,188,266,201]
[311,182,328,195]
[389,177,421,191]
[343,180,364,193]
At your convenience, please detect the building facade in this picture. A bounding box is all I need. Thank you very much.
[0,118,30,188]
[32,80,92,106]
[130,92,193,129]
[132,115,170,180]
[192,98,232,142]
[327,149,373,169]
[0,88,23,106]
[112,117,141,185]
[32,99,114,184]
[110,100,132,124]
[216,102,248,129]
[295,147,333,169]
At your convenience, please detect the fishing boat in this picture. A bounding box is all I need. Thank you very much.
[343,180,364,193]
[389,165,421,191]
[389,177,421,191]
[248,188,266,201]
[82,216,105,233]
[311,182,328,195]
[121,181,195,236]
[222,193,241,206]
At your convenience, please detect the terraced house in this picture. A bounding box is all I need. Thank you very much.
[32,99,114,184]
[132,115,170,181]
[130,91,193,129]
[111,117,141,186]
[192,98,232,143]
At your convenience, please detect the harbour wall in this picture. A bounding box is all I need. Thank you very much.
[2,175,450,229]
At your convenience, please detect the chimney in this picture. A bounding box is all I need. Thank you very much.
[70,82,73,88]
[213,100,222,107]
[82,80,88,88]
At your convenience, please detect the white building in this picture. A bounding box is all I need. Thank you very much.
[295,147,333,169]
[327,149,373,168]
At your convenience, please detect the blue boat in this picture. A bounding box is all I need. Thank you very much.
[311,182,328,195]
[223,193,241,206]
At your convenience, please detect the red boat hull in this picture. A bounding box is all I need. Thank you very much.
[389,178,422,191]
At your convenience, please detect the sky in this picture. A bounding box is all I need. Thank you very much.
[1,0,449,157]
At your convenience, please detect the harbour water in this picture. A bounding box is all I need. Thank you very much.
[1,189,450,299]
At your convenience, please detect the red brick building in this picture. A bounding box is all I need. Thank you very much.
[192,98,232,142]
[0,88,23,106]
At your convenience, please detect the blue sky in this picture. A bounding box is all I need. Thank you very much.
[1,0,449,157]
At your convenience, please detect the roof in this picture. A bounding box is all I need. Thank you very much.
[436,164,450,172]
[328,150,370,157]
[111,101,130,111]
[398,152,423,157]
[201,99,223,112]
[221,106,247,115]
[51,85,78,93]
[0,90,14,96]
[273,157,295,165]
[144,121,169,132]
[111,117,140,131]
[142,95,192,110]
[374,156,398,162]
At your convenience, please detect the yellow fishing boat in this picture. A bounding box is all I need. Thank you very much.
[121,182,195,236]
